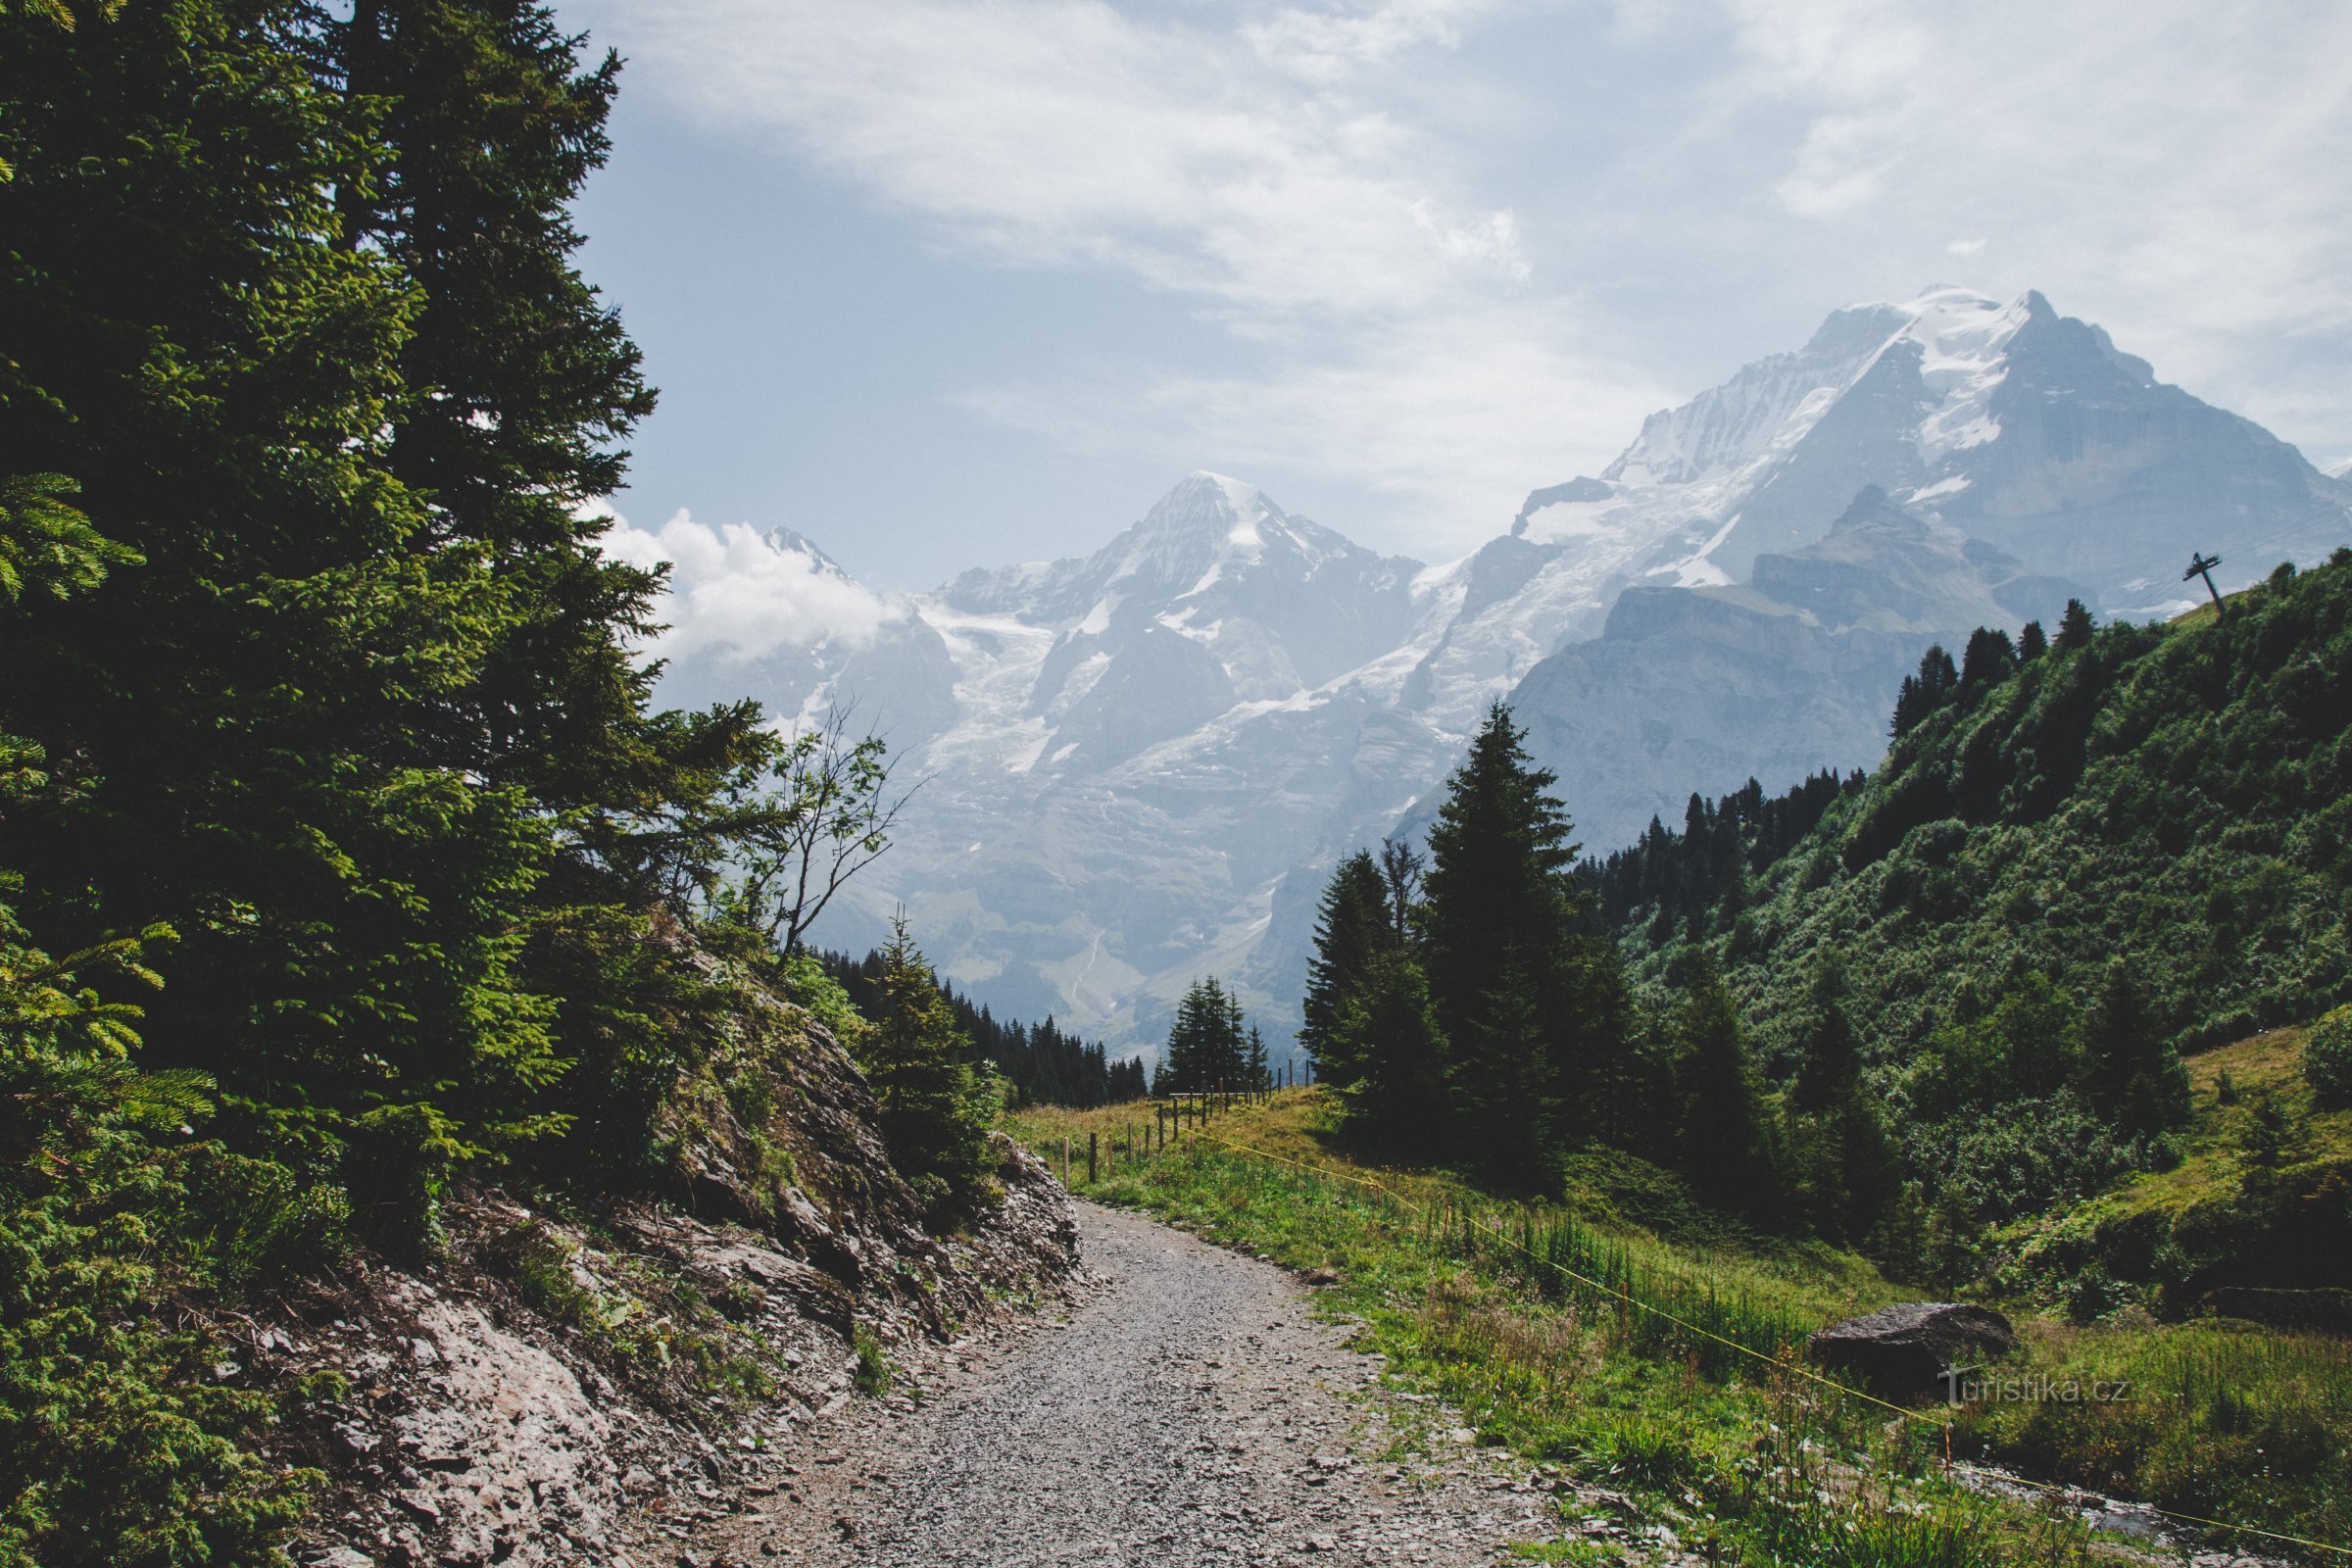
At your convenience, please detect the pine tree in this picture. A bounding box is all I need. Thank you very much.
[1890,645,1960,737]
[2018,619,2048,662]
[1419,702,1593,1176]
[1675,959,1770,1213]
[1789,957,1862,1112]
[2055,597,2096,651]
[1162,976,1250,1092]
[859,918,999,1221]
[0,0,767,1227]
[2078,958,2188,1138]
[1246,1025,1268,1092]
[1959,626,2020,696]
[1300,851,1392,1086]
[1327,947,1446,1148]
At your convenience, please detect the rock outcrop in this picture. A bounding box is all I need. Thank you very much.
[1809,1301,2016,1402]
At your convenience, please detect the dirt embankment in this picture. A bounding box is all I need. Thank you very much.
[230,992,1079,1568]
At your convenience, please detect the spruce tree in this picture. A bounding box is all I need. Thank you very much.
[1328,947,1446,1149]
[1675,959,1769,1214]
[1959,626,2019,696]
[1419,703,1613,1177]
[859,918,998,1221]
[1300,851,1391,1086]
[2055,597,2096,651]
[1162,976,1249,1092]
[2018,619,2048,662]
[0,0,767,1227]
[1889,645,1959,737]
[2078,958,2188,1138]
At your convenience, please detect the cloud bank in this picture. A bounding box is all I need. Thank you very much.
[579,0,2352,556]
[599,506,900,662]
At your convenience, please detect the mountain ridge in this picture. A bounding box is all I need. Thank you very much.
[640,289,2352,1056]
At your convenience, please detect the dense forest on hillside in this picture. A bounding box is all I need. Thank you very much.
[1602,565,2352,1060]
[1308,558,2352,1304]
[818,948,1148,1107]
[0,7,1001,1563]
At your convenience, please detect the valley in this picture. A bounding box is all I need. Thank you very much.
[647,290,2352,1060]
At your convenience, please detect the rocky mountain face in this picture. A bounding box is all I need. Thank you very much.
[1510,487,2087,852]
[646,289,2352,1059]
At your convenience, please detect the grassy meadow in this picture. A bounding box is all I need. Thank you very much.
[1007,1090,2352,1565]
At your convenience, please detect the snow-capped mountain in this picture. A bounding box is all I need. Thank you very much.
[640,288,2352,1057]
[1506,287,2350,613]
[1508,487,2087,854]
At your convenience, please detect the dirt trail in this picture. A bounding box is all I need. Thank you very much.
[694,1200,1585,1567]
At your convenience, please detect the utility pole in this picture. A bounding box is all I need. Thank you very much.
[2184,552,2226,614]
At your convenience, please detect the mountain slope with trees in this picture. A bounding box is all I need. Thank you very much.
[0,7,1045,1564]
[1594,553,2352,1291]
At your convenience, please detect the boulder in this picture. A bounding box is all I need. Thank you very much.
[1809,1301,2015,1401]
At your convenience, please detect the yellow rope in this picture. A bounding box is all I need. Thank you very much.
[1183,1125,2352,1559]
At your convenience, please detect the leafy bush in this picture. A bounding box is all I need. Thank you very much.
[2307,1004,2352,1107]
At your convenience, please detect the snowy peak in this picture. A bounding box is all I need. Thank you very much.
[1564,284,2350,597]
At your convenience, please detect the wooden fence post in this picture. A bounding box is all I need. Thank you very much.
[1087,1131,1098,1184]
[1061,1137,1069,1185]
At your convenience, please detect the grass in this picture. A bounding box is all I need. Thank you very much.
[1008,1090,2352,1565]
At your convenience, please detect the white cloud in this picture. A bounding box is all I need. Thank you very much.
[1690,0,2352,435]
[600,506,900,662]
[959,303,1672,553]
[582,0,2352,559]
[595,0,1527,320]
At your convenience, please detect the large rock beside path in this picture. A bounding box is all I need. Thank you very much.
[1809,1301,2015,1402]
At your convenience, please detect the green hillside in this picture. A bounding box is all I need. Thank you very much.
[1597,549,2352,1295]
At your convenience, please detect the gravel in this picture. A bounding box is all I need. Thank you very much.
[699,1200,1580,1567]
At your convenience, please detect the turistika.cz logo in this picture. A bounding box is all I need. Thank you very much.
[1938,1367,2132,1405]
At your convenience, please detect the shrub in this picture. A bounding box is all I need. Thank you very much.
[2307,1004,2352,1107]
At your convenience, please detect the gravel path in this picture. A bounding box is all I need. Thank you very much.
[695,1200,1577,1567]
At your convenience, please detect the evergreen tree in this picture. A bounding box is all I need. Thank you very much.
[0,0,766,1231]
[858,918,999,1221]
[1326,947,1446,1149]
[2018,619,2048,662]
[1675,959,1770,1213]
[1959,626,2020,696]
[2055,597,2096,651]
[2078,958,2189,1138]
[1889,645,1959,737]
[1162,976,1249,1092]
[1246,1025,1268,1092]
[1419,702,1596,1177]
[1789,956,1863,1112]
[1300,851,1392,1086]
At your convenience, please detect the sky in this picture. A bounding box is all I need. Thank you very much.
[566,0,2352,593]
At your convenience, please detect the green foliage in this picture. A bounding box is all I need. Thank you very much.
[1159,975,1257,1094]
[856,919,1000,1224]
[0,0,772,1241]
[1300,849,1393,1079]
[2077,958,2190,1139]
[2306,1004,2352,1107]
[1610,556,2352,1251]
[1,931,320,1568]
[850,1326,894,1397]
[1418,703,1628,1179]
[1325,947,1447,1148]
[1673,960,1771,1215]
